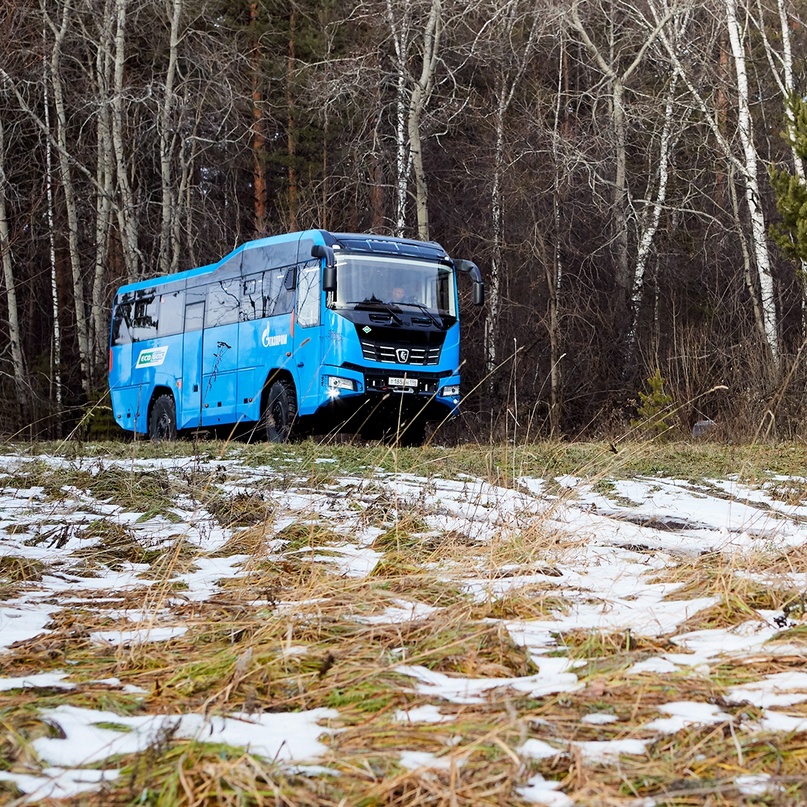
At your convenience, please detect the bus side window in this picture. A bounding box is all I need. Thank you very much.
[263,269,294,317]
[277,268,295,314]
[132,295,159,342]
[297,262,320,328]
[206,279,240,327]
[158,290,185,336]
[184,301,205,332]
[111,301,133,345]
[241,276,259,321]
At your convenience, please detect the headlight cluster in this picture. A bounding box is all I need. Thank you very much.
[441,384,460,397]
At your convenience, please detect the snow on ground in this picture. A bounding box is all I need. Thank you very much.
[1,449,807,801]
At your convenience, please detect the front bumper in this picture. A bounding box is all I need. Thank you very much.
[319,367,462,415]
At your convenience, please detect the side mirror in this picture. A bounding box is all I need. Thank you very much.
[322,263,337,293]
[456,259,485,306]
[312,244,337,292]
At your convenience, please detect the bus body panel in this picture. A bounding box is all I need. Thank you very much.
[441,322,460,369]
[201,322,239,426]
[236,312,294,424]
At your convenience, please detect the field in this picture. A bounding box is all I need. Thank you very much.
[2,439,807,805]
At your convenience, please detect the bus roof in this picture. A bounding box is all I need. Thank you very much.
[113,230,450,297]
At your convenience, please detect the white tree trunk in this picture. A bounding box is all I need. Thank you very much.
[42,23,63,428]
[548,32,567,439]
[774,0,803,180]
[407,0,441,241]
[0,118,27,412]
[485,1,540,383]
[729,162,767,344]
[386,0,411,237]
[91,0,115,363]
[112,0,140,282]
[650,0,778,362]
[625,72,680,360]
[725,0,778,362]
[157,0,183,275]
[175,98,194,273]
[47,0,91,394]
[485,88,505,382]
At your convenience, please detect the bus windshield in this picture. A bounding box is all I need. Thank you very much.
[333,254,457,318]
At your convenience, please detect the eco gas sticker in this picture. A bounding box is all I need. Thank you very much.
[135,346,169,368]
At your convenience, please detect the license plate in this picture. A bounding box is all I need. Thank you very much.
[388,376,418,388]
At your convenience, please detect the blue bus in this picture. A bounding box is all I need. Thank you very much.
[109,230,483,444]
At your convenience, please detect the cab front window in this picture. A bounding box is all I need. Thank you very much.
[333,254,457,318]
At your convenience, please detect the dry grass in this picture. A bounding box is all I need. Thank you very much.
[1,439,807,805]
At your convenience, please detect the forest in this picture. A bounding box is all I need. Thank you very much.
[1,0,807,441]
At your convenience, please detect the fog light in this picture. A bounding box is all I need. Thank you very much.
[327,376,356,391]
[442,384,460,397]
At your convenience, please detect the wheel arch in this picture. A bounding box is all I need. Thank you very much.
[259,369,297,416]
[148,385,175,422]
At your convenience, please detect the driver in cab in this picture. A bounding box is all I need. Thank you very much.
[391,285,413,304]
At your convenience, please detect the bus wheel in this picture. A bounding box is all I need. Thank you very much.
[396,418,426,447]
[264,380,297,443]
[149,394,177,441]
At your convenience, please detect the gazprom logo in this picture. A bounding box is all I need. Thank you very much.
[135,346,168,368]
[261,324,289,348]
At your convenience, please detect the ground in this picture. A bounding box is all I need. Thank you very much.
[1,440,807,805]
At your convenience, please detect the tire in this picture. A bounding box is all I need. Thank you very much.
[362,409,426,446]
[263,379,297,443]
[148,394,177,442]
[396,418,426,447]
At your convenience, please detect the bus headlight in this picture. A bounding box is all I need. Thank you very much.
[441,384,460,397]
[326,376,356,398]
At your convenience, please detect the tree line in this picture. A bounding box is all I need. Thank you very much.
[1,0,807,440]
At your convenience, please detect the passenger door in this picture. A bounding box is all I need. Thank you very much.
[180,301,204,430]
[292,260,322,415]
[201,279,240,426]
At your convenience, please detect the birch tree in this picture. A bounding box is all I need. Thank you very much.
[724,0,778,363]
[482,1,541,384]
[111,0,140,282]
[408,0,440,240]
[547,31,568,438]
[0,117,27,415]
[569,0,671,351]
[86,0,115,364]
[44,0,92,394]
[385,0,412,235]
[756,0,807,328]
[250,1,268,236]
[625,72,680,365]
[157,0,183,273]
[42,18,63,429]
[385,0,442,239]
[625,5,694,365]
[648,0,779,364]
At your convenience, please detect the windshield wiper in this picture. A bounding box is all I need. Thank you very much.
[345,298,403,325]
[393,301,443,327]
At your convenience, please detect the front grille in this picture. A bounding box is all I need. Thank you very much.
[360,340,441,365]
